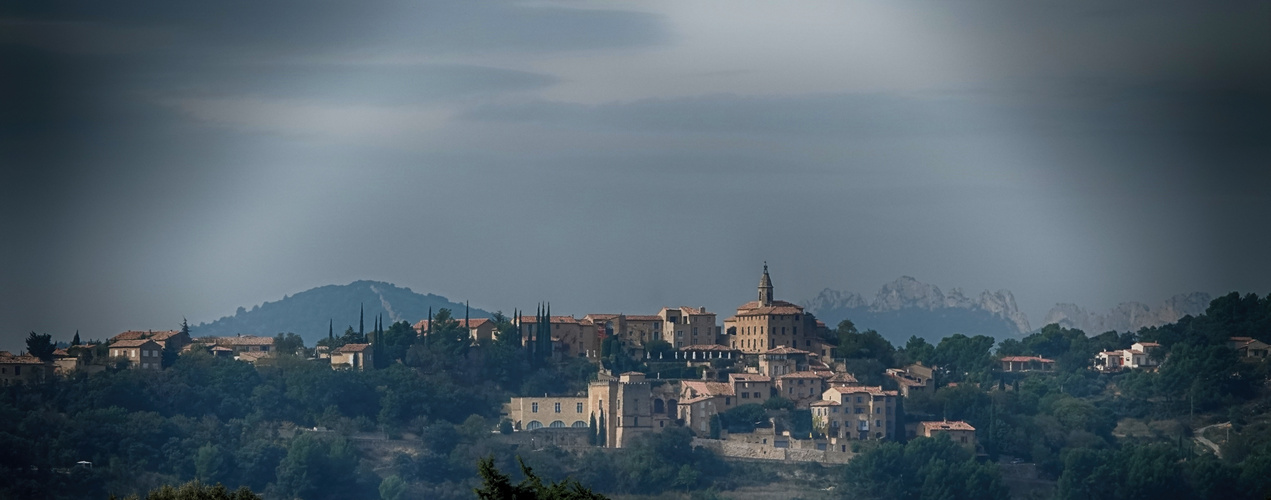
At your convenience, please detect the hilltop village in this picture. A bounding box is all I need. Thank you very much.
[8,267,1271,499]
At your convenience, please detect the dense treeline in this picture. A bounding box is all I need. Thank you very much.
[824,292,1271,499]
[0,310,601,499]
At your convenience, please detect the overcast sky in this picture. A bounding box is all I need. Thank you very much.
[2,1,1269,350]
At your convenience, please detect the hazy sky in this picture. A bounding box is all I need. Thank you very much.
[3,1,1269,351]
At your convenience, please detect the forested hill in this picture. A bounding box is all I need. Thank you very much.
[192,280,491,344]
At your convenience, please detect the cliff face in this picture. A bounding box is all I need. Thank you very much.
[1041,292,1211,333]
[804,276,1032,344]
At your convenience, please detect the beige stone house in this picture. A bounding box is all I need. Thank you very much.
[331,343,373,370]
[813,386,898,441]
[919,420,977,451]
[108,339,164,370]
[0,353,52,385]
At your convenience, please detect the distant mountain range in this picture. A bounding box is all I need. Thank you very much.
[803,276,1031,345]
[803,276,1212,345]
[1041,292,1212,334]
[192,280,490,345]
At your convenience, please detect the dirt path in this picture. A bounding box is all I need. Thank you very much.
[1194,422,1230,458]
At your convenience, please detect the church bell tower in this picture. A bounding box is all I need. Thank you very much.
[758,262,774,307]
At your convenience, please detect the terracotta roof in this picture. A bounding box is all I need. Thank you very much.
[1136,342,1161,347]
[1230,336,1255,342]
[109,339,158,348]
[682,380,734,397]
[734,306,805,316]
[921,420,975,432]
[584,314,620,321]
[53,348,70,357]
[810,400,839,407]
[211,346,234,352]
[729,373,772,383]
[827,372,859,384]
[678,395,717,405]
[0,354,47,365]
[112,330,181,342]
[999,356,1054,363]
[778,371,825,379]
[336,343,372,353]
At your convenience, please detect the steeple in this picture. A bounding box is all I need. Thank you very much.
[758,261,774,306]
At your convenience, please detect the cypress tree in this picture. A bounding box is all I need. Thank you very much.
[72,330,81,346]
[329,319,334,340]
[588,413,598,445]
[597,410,606,447]
[359,303,364,339]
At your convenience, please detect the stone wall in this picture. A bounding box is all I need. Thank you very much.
[693,437,855,464]
[501,428,592,449]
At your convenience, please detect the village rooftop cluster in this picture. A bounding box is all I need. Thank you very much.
[10,265,1269,464]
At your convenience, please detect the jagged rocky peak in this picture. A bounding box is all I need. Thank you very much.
[806,288,869,312]
[804,276,1032,334]
[1042,292,1212,334]
[872,276,945,312]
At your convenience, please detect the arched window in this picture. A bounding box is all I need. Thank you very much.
[526,421,543,430]
[549,421,565,428]
[653,399,665,414]
[571,421,587,428]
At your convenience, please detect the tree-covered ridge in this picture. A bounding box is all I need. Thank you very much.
[192,281,490,345]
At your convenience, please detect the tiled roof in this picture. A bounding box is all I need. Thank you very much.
[236,352,272,362]
[729,373,772,383]
[625,315,663,322]
[778,371,825,379]
[922,420,975,432]
[112,330,181,342]
[810,400,839,407]
[0,354,47,365]
[682,380,735,397]
[336,343,371,353]
[109,339,158,348]
[999,356,1054,363]
[826,373,859,384]
[515,316,581,324]
[679,306,713,315]
[1136,342,1161,347]
[678,395,717,405]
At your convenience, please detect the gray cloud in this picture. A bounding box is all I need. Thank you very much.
[1,1,1268,351]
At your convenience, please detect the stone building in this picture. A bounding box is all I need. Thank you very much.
[725,264,821,354]
[659,307,719,348]
[108,339,164,370]
[507,396,590,430]
[812,386,899,441]
[918,420,976,451]
[0,353,52,385]
[885,363,934,397]
[331,343,373,370]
